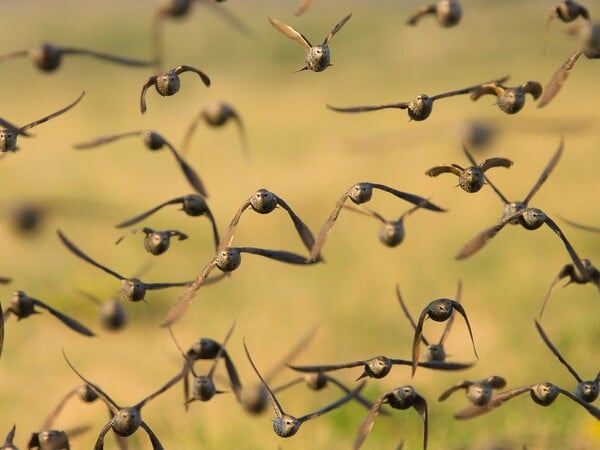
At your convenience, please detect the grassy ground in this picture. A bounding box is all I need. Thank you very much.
[1,0,599,449]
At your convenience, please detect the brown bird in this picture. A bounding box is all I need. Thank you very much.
[73,130,207,197]
[57,230,192,302]
[353,385,428,450]
[74,288,128,332]
[309,182,445,261]
[219,188,317,256]
[328,76,509,121]
[27,429,71,450]
[115,194,219,250]
[341,201,426,248]
[268,13,352,72]
[411,286,478,377]
[406,0,463,27]
[397,283,473,366]
[470,79,543,114]
[535,320,599,403]
[438,375,507,407]
[150,0,251,70]
[63,351,183,450]
[484,139,563,227]
[0,42,154,72]
[3,290,95,337]
[115,227,188,256]
[454,382,600,420]
[243,339,365,438]
[181,101,247,158]
[1,425,17,450]
[0,91,85,153]
[538,22,600,107]
[140,65,210,113]
[288,354,473,381]
[425,145,513,193]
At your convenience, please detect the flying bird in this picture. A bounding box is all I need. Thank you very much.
[470,79,543,114]
[406,0,463,27]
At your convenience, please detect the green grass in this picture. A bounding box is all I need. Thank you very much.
[1,0,599,449]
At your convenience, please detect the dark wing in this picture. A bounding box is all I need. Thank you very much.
[0,117,31,136]
[534,319,582,383]
[298,380,365,423]
[556,387,600,419]
[537,51,582,108]
[238,247,316,265]
[288,360,367,373]
[115,196,185,228]
[161,139,208,197]
[174,65,211,87]
[323,13,352,46]
[63,350,120,413]
[425,165,463,178]
[243,340,285,418]
[558,215,600,232]
[59,46,154,67]
[73,131,144,149]
[30,297,95,337]
[431,76,510,101]
[310,190,352,261]
[144,280,191,290]
[395,284,428,345]
[137,366,187,409]
[438,280,462,346]
[353,395,387,450]
[369,183,446,212]
[94,421,113,450]
[543,215,588,279]
[438,381,470,401]
[523,138,563,205]
[413,393,428,450]
[57,229,126,281]
[454,385,533,419]
[406,5,437,26]
[268,17,312,50]
[327,102,410,113]
[21,91,85,131]
[275,197,317,254]
[455,212,522,260]
[451,301,479,360]
[479,157,513,172]
[140,421,164,450]
[416,360,475,370]
[411,308,429,377]
[140,76,157,114]
[159,258,218,327]
[522,81,543,99]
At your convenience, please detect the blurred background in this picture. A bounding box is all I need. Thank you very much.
[0,0,599,448]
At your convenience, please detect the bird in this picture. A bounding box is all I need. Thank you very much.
[63,351,184,450]
[406,0,463,27]
[425,145,513,193]
[1,425,17,450]
[288,355,473,380]
[115,194,219,250]
[74,288,128,332]
[535,320,599,402]
[3,290,95,337]
[150,0,251,70]
[167,323,237,408]
[353,385,428,450]
[483,139,564,227]
[341,201,426,248]
[411,288,478,377]
[268,13,352,72]
[309,182,445,261]
[438,375,507,407]
[140,65,210,113]
[27,429,72,450]
[115,227,188,256]
[73,130,207,197]
[0,42,154,72]
[470,79,543,114]
[243,339,365,438]
[0,91,85,153]
[544,1,591,42]
[538,22,600,107]
[454,382,600,420]
[180,101,248,159]
[397,283,474,366]
[57,229,192,302]
[328,76,509,121]
[218,188,317,256]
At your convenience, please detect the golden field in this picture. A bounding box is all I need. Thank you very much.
[0,1,599,449]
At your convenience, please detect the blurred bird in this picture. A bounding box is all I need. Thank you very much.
[268,13,352,72]
[406,0,462,27]
[439,375,507,408]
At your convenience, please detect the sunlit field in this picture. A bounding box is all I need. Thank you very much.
[1,1,599,449]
